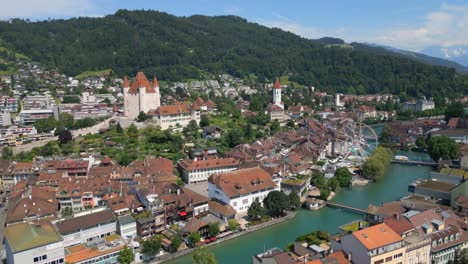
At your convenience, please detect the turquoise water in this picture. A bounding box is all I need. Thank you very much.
[169,151,432,264]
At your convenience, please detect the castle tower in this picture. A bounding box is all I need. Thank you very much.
[153,76,161,109]
[123,72,161,119]
[273,79,283,109]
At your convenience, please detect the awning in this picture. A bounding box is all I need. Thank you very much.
[179,211,187,217]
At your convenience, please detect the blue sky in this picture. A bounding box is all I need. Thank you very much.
[1,0,468,51]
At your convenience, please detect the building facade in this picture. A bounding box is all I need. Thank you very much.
[123,72,161,119]
[208,167,279,213]
[178,157,240,184]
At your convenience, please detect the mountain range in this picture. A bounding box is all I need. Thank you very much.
[0,10,466,98]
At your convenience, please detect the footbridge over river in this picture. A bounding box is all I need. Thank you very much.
[391,160,438,167]
[324,202,368,214]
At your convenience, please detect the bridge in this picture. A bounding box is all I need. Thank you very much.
[324,202,367,214]
[391,160,438,167]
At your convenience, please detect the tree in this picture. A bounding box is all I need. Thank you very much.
[200,115,210,127]
[263,191,289,217]
[225,129,243,148]
[286,119,295,128]
[319,187,330,200]
[59,113,74,129]
[118,246,134,264]
[415,136,427,149]
[61,207,73,217]
[244,122,254,140]
[137,111,149,122]
[170,235,181,252]
[247,198,265,220]
[62,96,81,104]
[116,122,123,133]
[445,102,465,121]
[428,136,459,161]
[1,147,13,159]
[270,119,280,134]
[188,232,201,246]
[334,167,352,188]
[208,222,220,237]
[448,249,468,264]
[58,129,73,146]
[227,219,238,231]
[193,249,217,264]
[328,178,340,192]
[127,123,138,137]
[142,236,161,256]
[380,125,393,143]
[183,120,200,139]
[287,190,301,209]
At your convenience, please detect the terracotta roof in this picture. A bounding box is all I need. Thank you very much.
[321,251,351,264]
[153,76,159,88]
[180,217,209,234]
[56,210,116,235]
[178,158,239,171]
[123,76,129,88]
[384,215,415,235]
[208,200,236,217]
[274,79,281,89]
[268,104,284,111]
[127,72,157,94]
[154,103,192,116]
[367,202,406,218]
[352,223,402,250]
[208,167,276,198]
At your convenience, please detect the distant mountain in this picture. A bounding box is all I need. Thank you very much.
[0,10,466,98]
[422,45,468,68]
[354,42,468,74]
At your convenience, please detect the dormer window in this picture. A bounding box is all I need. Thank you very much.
[444,237,448,243]
[438,239,443,245]
[432,241,437,248]
[450,235,454,241]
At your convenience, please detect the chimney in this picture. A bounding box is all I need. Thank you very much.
[348,253,352,262]
[177,188,180,195]
[29,195,32,200]
[393,213,399,220]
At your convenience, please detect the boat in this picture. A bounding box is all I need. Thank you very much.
[394,155,409,161]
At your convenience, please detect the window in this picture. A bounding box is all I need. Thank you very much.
[385,256,393,262]
[374,259,384,264]
[394,253,403,259]
[33,257,39,263]
[233,202,237,206]
[243,199,248,204]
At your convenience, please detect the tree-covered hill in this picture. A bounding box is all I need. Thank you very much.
[0,10,467,97]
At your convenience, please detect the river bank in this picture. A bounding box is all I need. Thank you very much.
[152,211,296,263]
[168,151,433,264]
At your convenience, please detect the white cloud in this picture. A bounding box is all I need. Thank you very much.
[224,6,240,15]
[0,0,97,20]
[375,4,468,51]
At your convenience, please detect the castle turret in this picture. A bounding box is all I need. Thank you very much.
[124,72,161,119]
[153,76,161,109]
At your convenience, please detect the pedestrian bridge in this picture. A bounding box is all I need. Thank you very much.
[391,160,438,167]
[324,202,367,214]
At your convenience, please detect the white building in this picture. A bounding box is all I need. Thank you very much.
[272,79,284,109]
[5,222,65,264]
[149,102,200,130]
[123,72,161,119]
[117,215,137,240]
[178,157,240,184]
[208,167,279,213]
[55,210,117,247]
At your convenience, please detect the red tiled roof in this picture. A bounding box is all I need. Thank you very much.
[154,103,192,116]
[127,72,157,94]
[153,76,159,88]
[274,79,281,89]
[123,76,129,88]
[208,167,276,198]
[178,158,239,171]
[384,215,415,235]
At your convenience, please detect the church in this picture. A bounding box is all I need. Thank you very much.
[267,79,286,122]
[123,72,161,119]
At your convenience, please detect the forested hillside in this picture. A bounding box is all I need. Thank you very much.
[0,10,467,97]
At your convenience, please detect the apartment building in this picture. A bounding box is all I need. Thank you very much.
[178,157,239,184]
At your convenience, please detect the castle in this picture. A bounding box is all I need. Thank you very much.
[123,72,161,119]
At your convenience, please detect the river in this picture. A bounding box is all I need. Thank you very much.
[169,151,432,264]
